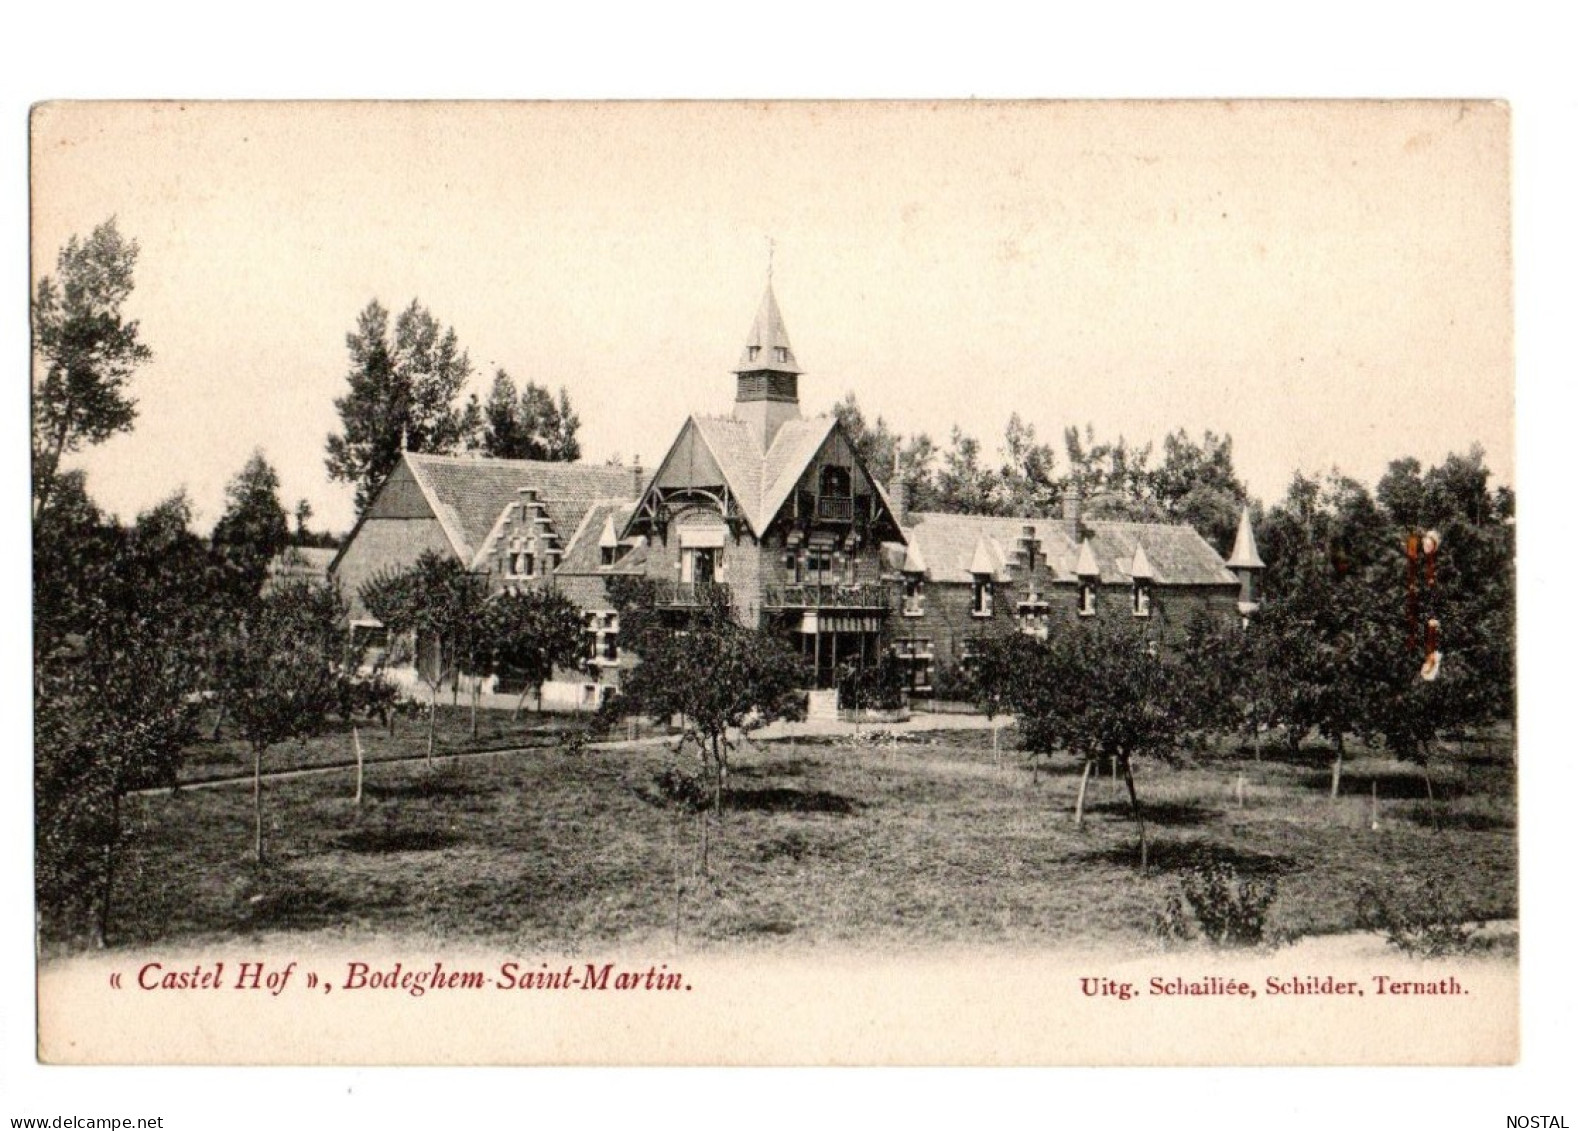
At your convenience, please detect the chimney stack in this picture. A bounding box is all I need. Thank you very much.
[888,468,908,530]
[1062,485,1082,540]
[630,454,644,500]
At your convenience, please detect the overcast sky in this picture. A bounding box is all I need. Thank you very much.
[31,100,1511,534]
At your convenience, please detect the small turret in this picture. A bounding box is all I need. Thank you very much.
[1226,505,1265,614]
[732,283,802,450]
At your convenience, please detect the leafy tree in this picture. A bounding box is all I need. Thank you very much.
[617,620,805,818]
[35,489,214,944]
[1151,429,1248,554]
[934,426,1008,515]
[984,618,1185,869]
[211,449,290,600]
[358,551,488,760]
[31,218,152,520]
[212,580,347,862]
[474,587,584,724]
[997,413,1060,517]
[293,498,314,542]
[325,299,476,515]
[482,370,583,461]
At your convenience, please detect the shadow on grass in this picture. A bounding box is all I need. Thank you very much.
[732,760,811,780]
[1397,804,1514,832]
[1082,799,1219,827]
[1296,768,1467,802]
[726,786,863,816]
[364,772,481,801]
[237,868,364,930]
[1079,838,1293,876]
[335,826,463,853]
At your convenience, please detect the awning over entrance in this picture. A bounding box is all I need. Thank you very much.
[795,611,885,634]
[679,526,727,548]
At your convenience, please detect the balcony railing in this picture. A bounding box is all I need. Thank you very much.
[763,584,891,611]
[815,495,854,522]
[652,581,732,607]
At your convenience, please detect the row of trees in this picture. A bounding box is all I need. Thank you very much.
[833,394,1249,552]
[966,444,1514,867]
[325,299,583,515]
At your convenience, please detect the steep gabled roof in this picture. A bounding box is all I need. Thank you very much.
[398,452,643,566]
[1073,538,1101,578]
[758,416,839,527]
[690,415,766,527]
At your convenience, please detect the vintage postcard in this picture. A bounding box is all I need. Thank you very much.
[30,100,1515,1067]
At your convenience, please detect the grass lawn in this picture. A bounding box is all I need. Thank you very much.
[180,704,613,783]
[90,723,1516,954]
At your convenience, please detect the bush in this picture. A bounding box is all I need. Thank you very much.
[836,656,906,711]
[1176,862,1277,947]
[1355,878,1487,958]
[652,764,709,812]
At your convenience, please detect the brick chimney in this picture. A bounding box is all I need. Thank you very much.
[888,471,908,530]
[630,454,644,500]
[1062,485,1082,541]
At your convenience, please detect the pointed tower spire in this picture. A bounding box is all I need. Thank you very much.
[1226,505,1265,615]
[733,278,803,450]
[1226,505,1265,570]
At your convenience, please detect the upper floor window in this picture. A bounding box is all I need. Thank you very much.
[748,345,761,361]
[1133,581,1152,618]
[774,346,789,363]
[820,465,852,499]
[972,576,994,618]
[1079,582,1096,617]
[903,577,925,616]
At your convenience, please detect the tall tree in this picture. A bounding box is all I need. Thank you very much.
[475,587,585,721]
[482,369,583,461]
[981,617,1184,868]
[997,413,1060,516]
[1150,429,1248,554]
[211,449,290,600]
[325,299,476,514]
[359,551,489,761]
[35,489,214,944]
[31,218,153,521]
[212,580,347,862]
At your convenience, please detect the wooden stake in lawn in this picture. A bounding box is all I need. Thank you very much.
[353,726,364,805]
[1236,771,1245,809]
[1330,734,1345,799]
[1370,779,1380,831]
[1073,757,1094,828]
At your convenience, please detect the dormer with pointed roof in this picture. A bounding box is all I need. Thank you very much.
[733,283,803,449]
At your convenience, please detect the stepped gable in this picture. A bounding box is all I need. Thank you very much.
[403,451,643,565]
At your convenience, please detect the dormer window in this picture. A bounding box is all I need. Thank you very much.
[748,345,761,361]
[774,346,789,363]
[601,545,617,567]
[903,576,925,616]
[1079,582,1097,617]
[1133,580,1152,618]
[972,576,994,618]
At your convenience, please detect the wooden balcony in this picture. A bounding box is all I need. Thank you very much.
[815,495,855,523]
[763,584,891,612]
[652,581,732,607]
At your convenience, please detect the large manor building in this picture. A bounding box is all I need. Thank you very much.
[330,285,1264,710]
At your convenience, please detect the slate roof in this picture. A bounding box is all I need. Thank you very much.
[555,500,649,577]
[901,512,1237,587]
[401,452,644,565]
[686,413,839,536]
[733,284,801,375]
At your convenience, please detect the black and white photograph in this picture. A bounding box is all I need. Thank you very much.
[23,95,1535,1087]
